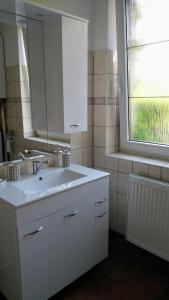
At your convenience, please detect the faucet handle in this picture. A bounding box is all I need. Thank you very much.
[54,145,71,154]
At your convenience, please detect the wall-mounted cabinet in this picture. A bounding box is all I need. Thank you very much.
[44,15,88,134]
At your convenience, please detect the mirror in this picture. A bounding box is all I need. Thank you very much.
[0,9,48,162]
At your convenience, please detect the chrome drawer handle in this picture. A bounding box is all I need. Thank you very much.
[24,226,44,238]
[64,210,79,219]
[95,212,106,219]
[95,198,106,205]
[70,124,82,128]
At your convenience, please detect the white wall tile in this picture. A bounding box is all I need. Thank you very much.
[133,162,148,177]
[82,147,93,167]
[148,164,161,180]
[71,149,83,165]
[109,209,118,231]
[94,147,105,168]
[161,167,169,183]
[106,156,118,171]
[94,105,106,127]
[109,190,118,211]
[109,170,118,191]
[118,173,128,195]
[119,159,133,175]
[117,213,126,235]
[82,127,93,147]
[118,193,127,215]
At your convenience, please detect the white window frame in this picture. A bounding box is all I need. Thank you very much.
[116,0,169,159]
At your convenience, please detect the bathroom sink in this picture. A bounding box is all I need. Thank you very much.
[11,169,86,193]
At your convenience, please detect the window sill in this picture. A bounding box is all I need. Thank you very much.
[107,152,169,168]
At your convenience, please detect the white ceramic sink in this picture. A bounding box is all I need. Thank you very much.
[11,169,86,193]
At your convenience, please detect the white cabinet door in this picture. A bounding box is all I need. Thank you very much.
[49,199,95,296]
[18,218,49,300]
[48,190,109,297]
[62,16,88,133]
[43,15,88,134]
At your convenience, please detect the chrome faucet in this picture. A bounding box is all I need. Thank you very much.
[17,152,26,160]
[32,160,48,175]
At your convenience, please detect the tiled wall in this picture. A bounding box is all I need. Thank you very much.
[93,49,119,169]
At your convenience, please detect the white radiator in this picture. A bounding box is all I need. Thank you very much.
[127,174,169,262]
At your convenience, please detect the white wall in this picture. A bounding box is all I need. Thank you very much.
[25,0,94,49]
[23,0,116,51]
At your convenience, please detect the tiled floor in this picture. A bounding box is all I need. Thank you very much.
[1,231,169,300]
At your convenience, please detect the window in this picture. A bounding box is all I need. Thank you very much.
[116,0,169,158]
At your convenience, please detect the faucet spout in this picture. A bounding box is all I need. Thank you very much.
[33,160,48,175]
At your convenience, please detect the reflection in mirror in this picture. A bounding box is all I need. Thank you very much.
[0,10,48,162]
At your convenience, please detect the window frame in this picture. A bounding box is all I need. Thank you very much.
[116,0,169,159]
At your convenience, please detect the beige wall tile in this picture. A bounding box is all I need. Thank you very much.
[118,173,128,195]
[94,127,105,147]
[109,190,118,211]
[109,209,118,231]
[109,170,118,191]
[119,159,133,175]
[118,193,127,215]
[94,105,106,127]
[88,51,94,75]
[94,49,114,74]
[71,133,82,150]
[94,147,105,168]
[106,126,117,148]
[88,75,93,98]
[133,162,148,177]
[82,127,93,147]
[161,167,169,183]
[117,213,126,235]
[71,149,83,165]
[88,105,93,127]
[94,74,118,98]
[148,164,161,180]
[106,156,118,171]
[82,147,93,167]
[106,105,118,126]
[7,82,21,98]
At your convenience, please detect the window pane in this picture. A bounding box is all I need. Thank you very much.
[129,97,169,144]
[127,0,169,47]
[128,42,169,97]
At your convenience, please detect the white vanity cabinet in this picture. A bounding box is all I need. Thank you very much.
[43,15,88,134]
[0,177,109,300]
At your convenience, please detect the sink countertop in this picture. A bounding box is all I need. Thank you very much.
[0,164,109,208]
